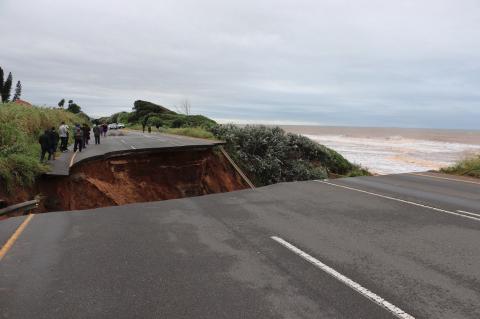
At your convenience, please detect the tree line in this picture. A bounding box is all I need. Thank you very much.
[57,98,82,114]
[0,66,22,103]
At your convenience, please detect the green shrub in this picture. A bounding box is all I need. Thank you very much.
[129,100,175,122]
[0,123,47,191]
[211,124,369,186]
[151,113,216,129]
[441,155,480,178]
[0,122,28,156]
[0,102,87,192]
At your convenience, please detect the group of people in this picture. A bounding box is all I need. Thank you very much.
[39,122,109,162]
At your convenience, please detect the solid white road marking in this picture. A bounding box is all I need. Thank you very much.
[457,210,480,218]
[315,180,480,222]
[271,236,415,319]
[407,173,480,185]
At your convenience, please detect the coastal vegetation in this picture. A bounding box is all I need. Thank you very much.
[0,98,369,196]
[212,124,369,186]
[441,155,480,178]
[97,100,215,131]
[0,102,88,192]
[66,100,82,114]
[162,127,215,139]
[99,100,370,186]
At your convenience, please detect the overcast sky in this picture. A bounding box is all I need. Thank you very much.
[1,0,479,128]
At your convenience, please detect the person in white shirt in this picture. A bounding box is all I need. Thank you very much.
[59,122,69,152]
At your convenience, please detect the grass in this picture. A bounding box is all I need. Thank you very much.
[0,102,88,192]
[440,155,480,178]
[127,125,216,140]
[126,123,143,131]
[162,127,215,139]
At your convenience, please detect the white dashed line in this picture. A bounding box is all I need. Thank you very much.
[120,139,136,149]
[315,180,480,222]
[271,236,415,319]
[142,134,183,146]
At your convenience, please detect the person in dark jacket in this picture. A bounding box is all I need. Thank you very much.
[73,124,84,152]
[39,129,51,162]
[102,123,108,137]
[48,127,60,160]
[82,124,90,148]
[93,124,101,144]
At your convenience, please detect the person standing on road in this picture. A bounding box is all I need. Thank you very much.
[48,127,60,160]
[86,124,91,145]
[39,129,51,162]
[83,124,90,148]
[102,123,108,137]
[59,121,69,152]
[93,124,101,144]
[66,128,70,150]
[73,124,84,152]
[82,123,90,148]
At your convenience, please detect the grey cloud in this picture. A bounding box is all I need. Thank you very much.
[0,0,479,128]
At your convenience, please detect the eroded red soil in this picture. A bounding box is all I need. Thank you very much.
[2,148,249,216]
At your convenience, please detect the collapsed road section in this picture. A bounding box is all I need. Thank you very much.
[0,132,252,216]
[39,147,250,212]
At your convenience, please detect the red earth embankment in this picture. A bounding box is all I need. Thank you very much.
[2,148,249,215]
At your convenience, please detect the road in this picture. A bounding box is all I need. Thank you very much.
[1,173,479,318]
[48,129,223,175]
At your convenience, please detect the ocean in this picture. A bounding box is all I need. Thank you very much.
[280,126,480,175]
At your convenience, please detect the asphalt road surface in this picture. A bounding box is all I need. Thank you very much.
[48,129,223,175]
[1,173,479,318]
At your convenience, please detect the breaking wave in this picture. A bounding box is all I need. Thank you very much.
[304,134,480,175]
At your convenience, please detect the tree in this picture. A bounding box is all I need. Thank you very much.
[178,99,191,115]
[1,72,12,103]
[147,116,163,130]
[12,81,21,101]
[116,112,130,124]
[67,101,81,114]
[130,100,175,122]
[58,98,65,108]
[0,67,4,97]
[109,112,129,124]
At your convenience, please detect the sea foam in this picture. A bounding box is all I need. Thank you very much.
[304,134,480,175]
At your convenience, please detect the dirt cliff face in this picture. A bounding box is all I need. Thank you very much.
[37,148,249,212]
